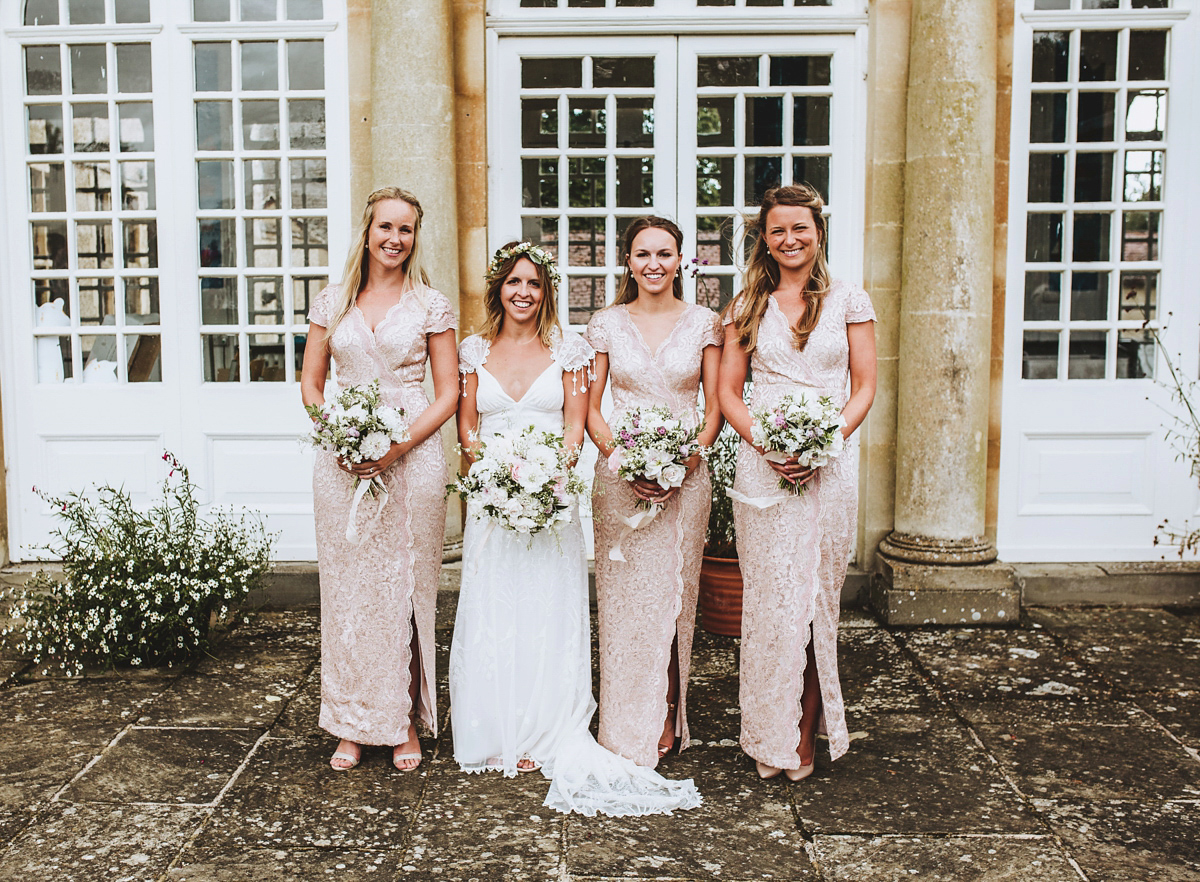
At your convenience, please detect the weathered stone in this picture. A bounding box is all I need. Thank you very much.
[1015,563,1200,606]
[0,809,34,844]
[204,736,420,849]
[1035,798,1200,882]
[685,675,741,745]
[839,627,938,714]
[0,803,203,882]
[1076,637,1200,695]
[168,846,404,881]
[871,557,1019,625]
[219,609,321,656]
[138,656,314,728]
[435,586,460,632]
[0,660,27,685]
[270,666,323,739]
[811,834,1080,881]
[3,679,166,727]
[957,699,1200,802]
[688,628,739,680]
[63,727,258,804]
[896,628,1104,700]
[1026,606,1196,643]
[792,712,1037,835]
[1133,689,1200,751]
[565,745,817,880]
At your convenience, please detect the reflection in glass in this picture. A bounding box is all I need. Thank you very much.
[616,99,654,148]
[127,334,161,382]
[291,159,327,208]
[34,277,70,313]
[746,97,782,147]
[25,0,58,26]
[1121,211,1160,261]
[568,99,606,148]
[522,99,557,148]
[125,277,160,322]
[1023,331,1059,379]
[242,42,278,91]
[522,158,558,208]
[116,0,152,23]
[793,96,830,146]
[81,335,118,380]
[1123,151,1163,202]
[74,161,112,211]
[293,277,327,323]
[249,333,287,381]
[76,221,115,269]
[200,218,237,267]
[616,157,652,208]
[521,217,559,260]
[1027,152,1065,202]
[1030,93,1067,142]
[1119,271,1156,323]
[1072,213,1110,262]
[247,276,284,324]
[696,274,734,311]
[32,220,69,269]
[30,163,67,212]
[198,160,235,210]
[120,161,155,210]
[72,103,110,152]
[1024,271,1061,321]
[243,100,281,149]
[696,215,733,267]
[123,220,157,268]
[1067,330,1106,379]
[118,102,154,151]
[1079,31,1118,82]
[1074,152,1113,202]
[1126,91,1166,141]
[568,157,606,207]
[195,43,233,92]
[1070,272,1109,321]
[287,42,325,90]
[78,277,115,324]
[770,56,831,86]
[793,156,830,201]
[245,159,280,209]
[37,335,73,382]
[26,46,62,96]
[201,277,238,324]
[1129,31,1167,80]
[293,332,308,380]
[521,58,582,89]
[697,57,757,88]
[697,158,733,208]
[70,45,108,94]
[247,217,281,267]
[194,0,230,22]
[1032,31,1069,82]
[1116,331,1154,379]
[116,44,152,93]
[697,98,734,147]
[203,333,239,382]
[1077,92,1115,142]
[291,217,328,267]
[567,277,605,326]
[289,99,325,149]
[196,101,234,150]
[745,157,782,205]
[1026,213,1063,262]
[592,57,654,88]
[70,0,105,24]
[568,217,605,267]
[28,106,64,154]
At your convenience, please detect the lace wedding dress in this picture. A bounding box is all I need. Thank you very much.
[450,330,703,817]
[726,279,876,769]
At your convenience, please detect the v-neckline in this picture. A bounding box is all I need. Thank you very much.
[479,360,557,405]
[354,294,405,335]
[622,303,689,360]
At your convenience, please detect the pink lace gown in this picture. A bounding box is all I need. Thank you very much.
[726,279,875,769]
[587,303,724,768]
[308,283,457,746]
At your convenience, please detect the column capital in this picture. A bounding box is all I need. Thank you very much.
[878,530,998,566]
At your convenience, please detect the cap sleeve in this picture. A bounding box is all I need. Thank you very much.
[458,334,489,375]
[422,287,458,335]
[721,293,744,326]
[695,305,725,348]
[584,309,611,353]
[307,283,340,327]
[552,330,595,373]
[842,281,877,324]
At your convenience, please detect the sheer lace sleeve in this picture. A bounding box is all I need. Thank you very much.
[308,283,340,327]
[842,281,877,324]
[585,310,611,353]
[458,334,490,375]
[697,306,725,347]
[552,330,596,395]
[422,287,458,335]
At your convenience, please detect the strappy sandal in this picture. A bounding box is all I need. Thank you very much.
[330,742,361,771]
[658,702,678,759]
[516,754,541,773]
[393,746,422,772]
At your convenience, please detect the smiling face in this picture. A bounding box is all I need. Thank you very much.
[500,256,545,327]
[764,204,821,275]
[366,198,418,277]
[627,226,682,297]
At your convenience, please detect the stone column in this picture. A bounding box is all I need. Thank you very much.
[370,0,463,543]
[872,0,1018,623]
[453,0,488,336]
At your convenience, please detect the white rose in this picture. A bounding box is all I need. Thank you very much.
[659,463,687,489]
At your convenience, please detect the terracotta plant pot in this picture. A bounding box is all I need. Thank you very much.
[698,554,743,637]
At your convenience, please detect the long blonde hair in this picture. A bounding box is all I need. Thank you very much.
[612,216,684,306]
[478,241,562,347]
[322,186,430,347]
[724,184,830,354]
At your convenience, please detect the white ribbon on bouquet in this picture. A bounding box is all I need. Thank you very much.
[607,504,663,562]
[345,476,389,543]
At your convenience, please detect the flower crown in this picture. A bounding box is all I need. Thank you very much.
[486,241,561,288]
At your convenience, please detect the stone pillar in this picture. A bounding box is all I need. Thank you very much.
[453,0,488,336]
[370,0,463,544]
[872,0,1018,624]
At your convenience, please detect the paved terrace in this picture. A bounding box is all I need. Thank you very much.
[0,569,1198,881]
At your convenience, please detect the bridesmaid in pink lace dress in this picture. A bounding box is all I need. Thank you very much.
[300,187,459,772]
[718,185,876,781]
[586,217,724,769]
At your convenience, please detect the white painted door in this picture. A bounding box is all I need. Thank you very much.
[999,0,1200,561]
[1,0,349,560]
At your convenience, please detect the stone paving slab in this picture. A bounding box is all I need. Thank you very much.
[684,675,741,745]
[0,803,205,882]
[1027,607,1197,642]
[167,846,406,881]
[0,661,26,686]
[810,834,1081,881]
[270,664,323,739]
[1132,689,1200,753]
[1077,639,1200,695]
[838,628,937,714]
[0,720,118,810]
[137,655,315,728]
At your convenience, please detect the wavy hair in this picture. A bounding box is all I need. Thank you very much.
[478,241,562,347]
[724,184,830,354]
[612,216,684,306]
[321,187,430,347]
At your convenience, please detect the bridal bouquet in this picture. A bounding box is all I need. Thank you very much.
[450,427,587,536]
[750,393,846,493]
[607,406,705,510]
[303,380,409,498]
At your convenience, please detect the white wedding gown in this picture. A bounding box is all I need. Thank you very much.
[450,332,702,817]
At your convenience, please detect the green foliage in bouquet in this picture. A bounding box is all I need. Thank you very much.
[705,425,740,560]
[1,452,275,675]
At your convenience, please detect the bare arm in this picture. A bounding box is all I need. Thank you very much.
[842,320,877,438]
[562,367,590,467]
[299,321,332,409]
[456,370,481,465]
[584,351,614,456]
[717,332,755,445]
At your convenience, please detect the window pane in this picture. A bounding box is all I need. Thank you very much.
[37,335,73,383]
[568,98,606,149]
[1129,31,1167,81]
[522,58,582,89]
[74,162,113,210]
[1074,152,1112,203]
[1123,150,1163,202]
[25,0,59,26]
[242,42,278,91]
[118,102,154,152]
[69,0,105,25]
[1026,213,1063,262]
[769,56,830,87]
[287,41,324,90]
[194,0,230,21]
[32,220,69,269]
[195,44,233,92]
[615,99,654,148]
[696,215,733,267]
[287,0,323,19]
[521,217,559,261]
[245,159,280,209]
[522,98,557,148]
[1070,272,1108,321]
[1119,271,1156,323]
[1067,330,1106,379]
[1028,153,1065,202]
[615,157,652,208]
[72,103,110,152]
[522,158,558,208]
[1023,331,1059,379]
[567,276,605,326]
[127,334,161,382]
[792,156,830,202]
[291,159,327,208]
[745,156,782,204]
[125,277,160,323]
[697,158,733,207]
[203,334,239,381]
[247,277,284,324]
[78,277,115,323]
[247,218,282,267]
[1032,32,1069,82]
[123,220,157,268]
[568,217,605,267]
[293,277,326,323]
[697,98,734,148]
[116,0,152,23]
[1077,92,1115,142]
[26,46,62,96]
[746,97,782,147]
[200,218,237,266]
[288,99,325,149]
[1116,331,1153,379]
[242,100,281,150]
[592,57,654,88]
[1024,271,1061,321]
[196,101,234,150]
[1121,211,1160,261]
[249,334,286,381]
[76,220,115,268]
[1126,91,1166,141]
[1030,93,1067,142]
[1072,213,1110,262]
[793,96,830,146]
[291,217,328,267]
[30,162,67,212]
[198,160,235,209]
[698,57,757,88]
[201,277,238,324]
[70,45,109,94]
[116,44,152,93]
[568,158,606,207]
[120,161,155,210]
[28,105,65,154]
[241,0,277,21]
[696,274,734,312]
[1079,31,1118,82]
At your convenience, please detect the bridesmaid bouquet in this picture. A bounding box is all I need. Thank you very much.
[607,406,705,510]
[750,393,847,493]
[450,427,588,536]
[303,379,410,499]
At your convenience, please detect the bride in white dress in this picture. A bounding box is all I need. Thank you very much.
[450,241,702,817]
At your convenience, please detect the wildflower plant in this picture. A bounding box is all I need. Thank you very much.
[0,452,275,675]
[705,424,740,559]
